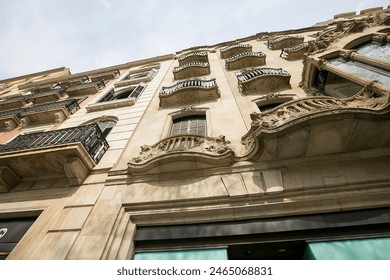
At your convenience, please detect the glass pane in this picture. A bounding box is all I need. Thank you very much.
[304,237,390,260]
[330,57,390,86]
[134,248,228,260]
[171,116,206,136]
[357,42,390,61]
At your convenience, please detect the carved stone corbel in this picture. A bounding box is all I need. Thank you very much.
[64,157,89,186]
[0,166,20,192]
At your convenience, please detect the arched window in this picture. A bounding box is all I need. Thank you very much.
[82,117,117,138]
[98,120,116,138]
[171,115,206,136]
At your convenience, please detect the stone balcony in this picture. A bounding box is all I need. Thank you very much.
[0,124,109,192]
[173,62,211,80]
[241,83,390,161]
[220,44,252,59]
[225,51,266,70]
[236,67,291,94]
[266,35,305,50]
[0,95,29,110]
[0,108,23,131]
[89,69,120,82]
[280,42,310,61]
[59,76,90,87]
[128,134,235,174]
[27,83,59,94]
[28,88,67,104]
[159,78,220,108]
[0,99,79,130]
[178,52,209,66]
[66,80,105,97]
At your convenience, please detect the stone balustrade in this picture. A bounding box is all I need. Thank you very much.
[160,78,217,96]
[280,42,310,60]
[128,134,234,173]
[267,35,305,50]
[220,44,252,59]
[237,68,291,94]
[225,51,266,70]
[173,62,210,80]
[159,78,219,107]
[178,52,208,66]
[249,85,390,130]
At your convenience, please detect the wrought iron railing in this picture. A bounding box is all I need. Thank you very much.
[159,78,217,96]
[59,76,90,87]
[29,88,67,99]
[0,99,79,118]
[0,95,30,104]
[0,124,109,163]
[23,99,80,114]
[236,68,290,84]
[66,80,105,91]
[89,69,120,80]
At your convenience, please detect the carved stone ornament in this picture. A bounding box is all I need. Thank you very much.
[128,134,236,173]
[307,15,386,55]
[248,82,390,131]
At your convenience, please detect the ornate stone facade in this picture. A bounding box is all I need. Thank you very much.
[0,6,390,260]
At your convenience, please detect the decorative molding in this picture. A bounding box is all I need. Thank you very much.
[245,81,390,135]
[128,134,235,174]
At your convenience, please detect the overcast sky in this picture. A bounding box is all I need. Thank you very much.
[0,0,389,80]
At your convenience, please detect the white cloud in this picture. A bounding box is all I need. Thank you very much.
[0,0,389,80]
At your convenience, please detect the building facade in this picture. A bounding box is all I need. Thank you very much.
[0,6,390,260]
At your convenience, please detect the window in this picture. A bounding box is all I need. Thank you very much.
[312,36,390,98]
[0,217,36,260]
[171,115,206,136]
[98,83,146,103]
[97,120,116,138]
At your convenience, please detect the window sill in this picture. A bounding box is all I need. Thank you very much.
[86,98,136,112]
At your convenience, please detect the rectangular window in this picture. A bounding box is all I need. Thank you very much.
[134,248,228,260]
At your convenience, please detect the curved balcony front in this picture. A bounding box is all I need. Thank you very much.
[220,44,252,59]
[267,35,305,50]
[128,134,235,174]
[280,42,310,61]
[173,62,210,80]
[159,78,220,108]
[0,124,109,191]
[237,68,291,95]
[225,51,266,70]
[241,84,390,161]
[178,52,208,66]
